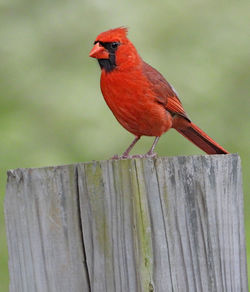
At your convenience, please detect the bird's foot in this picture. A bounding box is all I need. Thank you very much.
[128,153,157,159]
[111,153,157,160]
[128,154,146,159]
[144,152,158,158]
[111,154,144,160]
[111,154,122,160]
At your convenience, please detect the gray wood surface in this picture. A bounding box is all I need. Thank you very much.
[5,154,248,292]
[5,166,89,292]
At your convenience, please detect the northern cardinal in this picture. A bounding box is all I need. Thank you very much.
[89,27,229,158]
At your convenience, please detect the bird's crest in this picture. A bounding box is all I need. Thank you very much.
[95,27,128,43]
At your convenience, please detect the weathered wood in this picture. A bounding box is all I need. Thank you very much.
[5,166,89,292]
[5,154,248,292]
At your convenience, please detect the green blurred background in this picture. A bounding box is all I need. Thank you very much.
[0,0,249,290]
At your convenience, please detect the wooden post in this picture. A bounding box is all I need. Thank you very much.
[5,154,248,292]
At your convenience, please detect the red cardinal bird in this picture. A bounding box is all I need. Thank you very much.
[89,27,229,158]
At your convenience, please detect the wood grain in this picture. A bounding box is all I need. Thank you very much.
[5,154,248,292]
[5,165,89,292]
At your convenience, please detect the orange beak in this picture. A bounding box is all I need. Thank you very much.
[89,42,109,59]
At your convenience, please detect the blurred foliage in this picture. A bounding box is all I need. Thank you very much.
[0,0,249,290]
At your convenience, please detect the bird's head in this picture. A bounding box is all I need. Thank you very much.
[89,27,140,73]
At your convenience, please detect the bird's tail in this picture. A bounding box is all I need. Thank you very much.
[175,122,229,154]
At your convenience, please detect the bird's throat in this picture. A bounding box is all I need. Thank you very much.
[98,53,116,73]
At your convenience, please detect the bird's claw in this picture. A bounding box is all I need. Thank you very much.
[111,153,158,160]
[128,154,145,159]
[111,154,119,159]
[145,152,158,158]
[111,154,129,160]
[111,154,140,160]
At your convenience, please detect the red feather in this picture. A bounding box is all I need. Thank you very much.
[90,28,229,156]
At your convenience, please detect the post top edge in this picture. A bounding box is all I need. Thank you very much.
[6,153,239,173]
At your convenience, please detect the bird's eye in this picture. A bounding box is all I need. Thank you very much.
[111,42,120,49]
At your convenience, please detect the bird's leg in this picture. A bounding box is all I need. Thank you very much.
[145,136,160,158]
[112,136,141,159]
[121,136,141,158]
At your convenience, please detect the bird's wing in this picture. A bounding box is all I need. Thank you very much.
[142,62,190,121]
